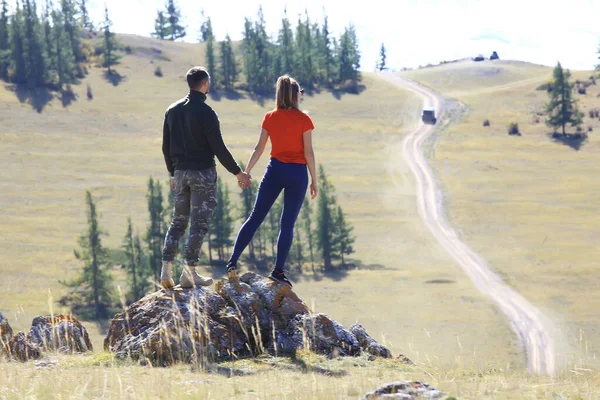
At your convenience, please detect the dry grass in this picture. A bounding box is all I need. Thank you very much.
[404,60,600,369]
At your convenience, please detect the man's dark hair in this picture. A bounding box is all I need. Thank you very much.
[186,67,209,90]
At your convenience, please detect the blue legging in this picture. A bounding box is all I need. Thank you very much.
[228,158,308,272]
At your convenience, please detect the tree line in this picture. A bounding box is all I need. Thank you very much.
[152,2,362,93]
[0,0,119,89]
[60,164,355,320]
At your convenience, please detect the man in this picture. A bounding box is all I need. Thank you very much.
[161,66,251,289]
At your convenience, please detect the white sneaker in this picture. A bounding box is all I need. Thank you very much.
[160,261,175,289]
[180,265,213,288]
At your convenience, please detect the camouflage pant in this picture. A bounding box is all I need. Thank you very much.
[162,168,218,266]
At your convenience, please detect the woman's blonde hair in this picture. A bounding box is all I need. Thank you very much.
[276,75,301,110]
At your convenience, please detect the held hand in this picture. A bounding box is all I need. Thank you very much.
[171,177,176,191]
[310,182,318,199]
[237,172,252,189]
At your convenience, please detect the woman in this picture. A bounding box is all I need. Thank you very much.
[226,75,318,287]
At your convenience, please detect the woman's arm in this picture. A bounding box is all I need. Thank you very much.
[245,128,270,175]
[303,130,318,199]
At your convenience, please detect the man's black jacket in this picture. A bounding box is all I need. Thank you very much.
[162,90,241,177]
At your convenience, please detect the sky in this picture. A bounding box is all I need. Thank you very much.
[84,0,600,72]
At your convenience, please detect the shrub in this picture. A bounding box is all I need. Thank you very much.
[578,86,587,95]
[125,45,133,55]
[536,82,552,91]
[154,66,163,77]
[576,126,583,133]
[87,84,93,100]
[483,119,490,127]
[508,122,520,135]
[588,126,593,132]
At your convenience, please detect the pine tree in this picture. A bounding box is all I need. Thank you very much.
[79,0,93,30]
[320,11,333,84]
[166,0,185,41]
[60,0,80,61]
[301,196,315,272]
[61,190,114,320]
[277,9,294,75]
[337,28,352,83]
[102,6,120,73]
[220,34,237,90]
[204,17,218,90]
[198,9,210,42]
[335,206,354,266]
[211,178,234,260]
[242,17,258,90]
[0,0,11,80]
[253,6,271,91]
[123,217,149,302]
[348,24,360,79]
[376,43,386,71]
[152,11,168,40]
[146,177,166,282]
[52,8,75,87]
[41,0,55,76]
[11,2,27,84]
[316,165,338,270]
[23,0,47,88]
[545,62,583,135]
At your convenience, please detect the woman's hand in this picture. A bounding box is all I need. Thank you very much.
[310,182,318,199]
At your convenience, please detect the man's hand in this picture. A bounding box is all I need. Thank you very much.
[171,177,176,191]
[236,171,251,189]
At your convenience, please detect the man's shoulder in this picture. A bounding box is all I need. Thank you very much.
[165,97,187,113]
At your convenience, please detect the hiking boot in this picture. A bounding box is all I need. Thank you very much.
[160,261,175,289]
[226,262,238,279]
[180,265,213,288]
[268,270,293,288]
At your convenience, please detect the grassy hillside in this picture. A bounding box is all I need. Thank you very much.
[0,33,523,372]
[404,59,600,369]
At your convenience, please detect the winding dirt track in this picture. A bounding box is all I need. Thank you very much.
[378,72,556,376]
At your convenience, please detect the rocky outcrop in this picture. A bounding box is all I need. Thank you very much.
[4,315,92,362]
[362,381,447,400]
[350,323,392,359]
[105,272,392,366]
[0,312,13,348]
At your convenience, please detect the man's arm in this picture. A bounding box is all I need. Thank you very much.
[204,110,242,176]
[162,110,175,177]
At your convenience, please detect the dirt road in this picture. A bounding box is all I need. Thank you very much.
[378,72,556,375]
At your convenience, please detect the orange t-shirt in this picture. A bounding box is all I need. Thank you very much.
[261,109,315,164]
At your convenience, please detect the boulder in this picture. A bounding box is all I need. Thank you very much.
[105,272,391,366]
[350,323,392,359]
[6,332,42,362]
[27,315,93,353]
[0,312,13,348]
[362,381,447,400]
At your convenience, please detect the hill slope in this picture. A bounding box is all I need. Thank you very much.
[404,59,600,368]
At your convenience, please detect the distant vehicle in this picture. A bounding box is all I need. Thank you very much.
[422,107,436,124]
[472,54,485,62]
[490,51,499,60]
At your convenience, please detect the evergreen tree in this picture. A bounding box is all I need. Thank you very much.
[166,0,185,41]
[301,196,315,271]
[211,178,234,260]
[291,225,304,272]
[242,17,258,90]
[60,0,80,61]
[0,0,11,80]
[79,0,93,30]
[545,62,583,135]
[316,165,338,270]
[348,24,360,78]
[204,17,218,90]
[267,197,283,257]
[277,9,294,75]
[146,177,166,282]
[198,9,210,42]
[152,11,168,40]
[102,5,120,73]
[61,190,114,319]
[335,206,354,266]
[253,6,271,91]
[220,34,237,90]
[320,11,333,84]
[123,217,149,302]
[23,0,47,88]
[10,2,27,84]
[337,25,361,83]
[376,42,386,71]
[42,0,55,76]
[294,11,314,86]
[52,8,75,87]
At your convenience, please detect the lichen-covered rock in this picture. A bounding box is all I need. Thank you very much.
[0,312,13,348]
[105,273,390,366]
[27,315,93,353]
[6,332,42,362]
[350,323,392,359]
[361,381,447,399]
